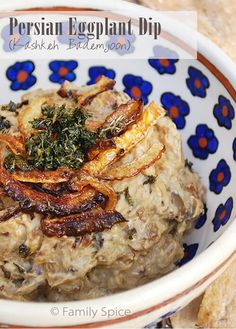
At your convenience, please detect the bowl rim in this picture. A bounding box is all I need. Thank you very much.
[0,0,236,327]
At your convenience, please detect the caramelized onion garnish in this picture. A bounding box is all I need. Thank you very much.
[87,139,116,161]
[0,185,6,197]
[0,166,104,216]
[98,143,165,181]
[0,134,25,155]
[83,101,166,176]
[0,206,21,222]
[41,208,127,237]
[70,172,118,210]
[12,168,72,184]
[58,76,115,107]
[97,99,143,137]
[87,99,143,160]
[0,79,168,237]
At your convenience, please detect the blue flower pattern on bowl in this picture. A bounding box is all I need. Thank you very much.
[148,45,179,75]
[87,66,116,85]
[209,159,231,194]
[186,66,210,98]
[6,61,36,91]
[213,95,235,129]
[161,92,190,129]
[195,204,208,229]
[160,309,179,319]
[188,124,218,159]
[49,60,78,84]
[233,139,236,161]
[212,197,233,232]
[144,308,180,328]
[178,243,199,266]
[123,74,152,104]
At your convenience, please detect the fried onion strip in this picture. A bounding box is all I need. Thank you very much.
[0,134,25,155]
[0,185,6,197]
[86,99,143,160]
[58,76,115,107]
[0,206,21,222]
[0,164,104,216]
[97,143,165,181]
[83,102,166,176]
[18,96,49,138]
[41,209,127,237]
[13,169,119,211]
[12,168,72,184]
[87,139,116,161]
[97,99,143,137]
[70,173,118,210]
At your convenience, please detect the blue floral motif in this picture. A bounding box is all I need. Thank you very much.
[213,95,235,129]
[186,66,209,98]
[209,159,231,194]
[49,60,78,84]
[187,124,218,160]
[106,33,136,56]
[123,74,152,105]
[87,66,116,85]
[178,243,199,266]
[212,197,233,232]
[160,309,179,319]
[195,204,208,229]
[1,24,31,52]
[161,92,190,129]
[148,45,179,75]
[6,61,36,91]
[233,138,236,161]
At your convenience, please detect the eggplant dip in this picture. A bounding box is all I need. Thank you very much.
[0,77,205,301]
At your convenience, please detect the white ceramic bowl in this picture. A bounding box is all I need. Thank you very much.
[0,0,236,327]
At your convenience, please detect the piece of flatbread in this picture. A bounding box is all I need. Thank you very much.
[215,298,236,328]
[198,256,236,328]
[171,256,236,328]
[171,295,202,328]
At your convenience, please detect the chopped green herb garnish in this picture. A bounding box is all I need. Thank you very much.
[4,154,33,172]
[143,175,158,193]
[127,228,136,240]
[0,115,11,131]
[4,104,98,171]
[1,100,28,112]
[143,175,157,185]
[1,101,17,112]
[66,90,78,102]
[93,232,104,251]
[116,187,134,206]
[18,244,29,258]
[24,104,97,170]
[124,187,133,206]
[185,159,193,172]
[98,117,125,139]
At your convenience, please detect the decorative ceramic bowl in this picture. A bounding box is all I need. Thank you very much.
[0,0,236,327]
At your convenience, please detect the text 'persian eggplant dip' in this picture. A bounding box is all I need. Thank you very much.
[0,77,205,301]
